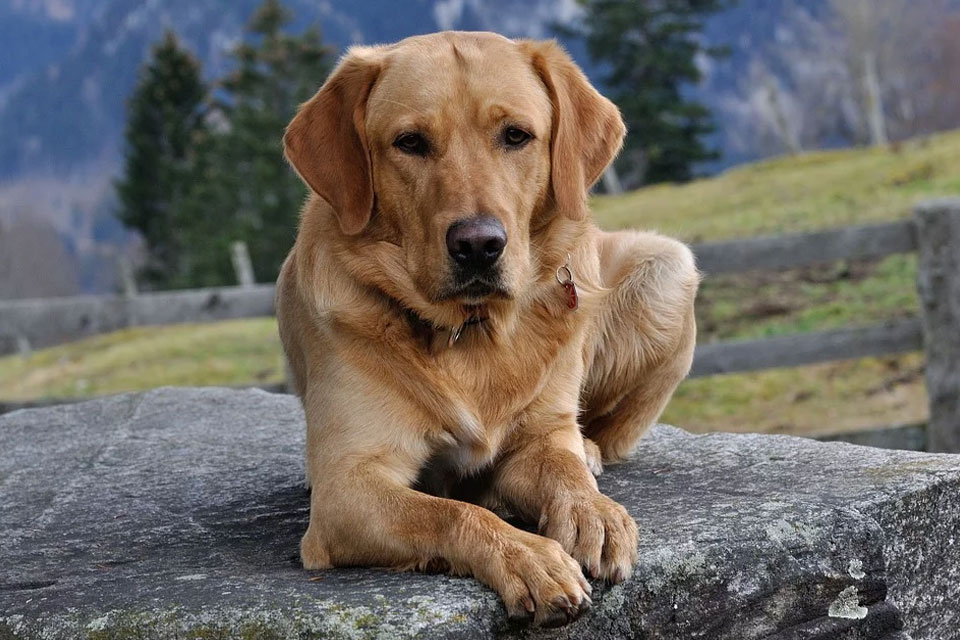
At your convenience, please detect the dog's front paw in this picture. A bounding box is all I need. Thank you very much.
[477,530,592,627]
[539,493,638,583]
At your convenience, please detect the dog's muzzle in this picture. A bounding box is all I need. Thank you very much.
[446,216,506,274]
[440,216,510,301]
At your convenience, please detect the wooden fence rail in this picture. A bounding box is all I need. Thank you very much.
[689,319,923,378]
[0,220,923,354]
[2,199,960,451]
[692,219,917,275]
[0,285,275,352]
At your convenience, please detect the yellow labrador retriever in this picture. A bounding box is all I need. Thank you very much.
[278,31,698,627]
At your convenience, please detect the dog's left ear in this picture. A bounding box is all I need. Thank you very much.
[284,46,383,235]
[522,40,625,220]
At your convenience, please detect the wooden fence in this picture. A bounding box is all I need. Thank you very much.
[2,199,959,451]
[687,199,960,453]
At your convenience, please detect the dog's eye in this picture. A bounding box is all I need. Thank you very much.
[393,132,429,156]
[503,127,532,148]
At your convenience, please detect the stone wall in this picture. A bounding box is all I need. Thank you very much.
[2,388,959,639]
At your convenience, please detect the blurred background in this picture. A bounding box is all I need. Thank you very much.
[2,0,959,443]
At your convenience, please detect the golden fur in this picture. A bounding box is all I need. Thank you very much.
[277,31,698,627]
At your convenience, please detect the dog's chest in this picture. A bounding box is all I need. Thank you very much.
[430,310,584,457]
[457,319,572,397]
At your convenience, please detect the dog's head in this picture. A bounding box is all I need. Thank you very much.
[285,32,624,319]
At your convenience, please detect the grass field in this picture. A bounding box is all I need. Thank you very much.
[4,130,960,435]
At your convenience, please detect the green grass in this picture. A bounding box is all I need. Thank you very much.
[0,319,284,400]
[663,353,927,436]
[5,131,960,435]
[695,254,919,342]
[591,131,960,241]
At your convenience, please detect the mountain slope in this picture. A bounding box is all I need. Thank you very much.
[0,0,582,179]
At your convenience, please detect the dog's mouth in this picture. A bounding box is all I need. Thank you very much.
[437,277,510,302]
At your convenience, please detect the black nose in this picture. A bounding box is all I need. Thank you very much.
[445,217,507,271]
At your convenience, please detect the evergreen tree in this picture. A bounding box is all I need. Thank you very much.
[570,0,731,185]
[177,0,332,286]
[115,31,206,287]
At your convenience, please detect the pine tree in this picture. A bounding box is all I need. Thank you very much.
[571,0,730,185]
[177,0,332,286]
[115,31,207,287]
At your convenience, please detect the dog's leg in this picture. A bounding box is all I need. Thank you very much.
[305,460,592,625]
[300,389,591,626]
[581,230,699,462]
[493,412,639,582]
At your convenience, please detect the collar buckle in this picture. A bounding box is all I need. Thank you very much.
[556,262,579,311]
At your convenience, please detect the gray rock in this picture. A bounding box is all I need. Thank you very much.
[1,387,959,639]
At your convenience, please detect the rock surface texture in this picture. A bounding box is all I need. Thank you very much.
[1,387,959,639]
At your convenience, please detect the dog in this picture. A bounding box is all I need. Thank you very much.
[277,31,698,627]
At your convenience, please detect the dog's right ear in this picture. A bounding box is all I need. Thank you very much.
[284,47,383,236]
[522,40,625,221]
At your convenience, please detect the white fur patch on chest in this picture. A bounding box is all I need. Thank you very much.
[438,403,498,472]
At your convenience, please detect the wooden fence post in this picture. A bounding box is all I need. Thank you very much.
[16,335,31,358]
[231,241,256,288]
[915,198,960,453]
[602,166,623,195]
[117,256,138,298]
